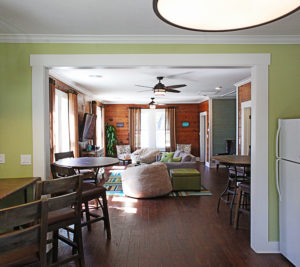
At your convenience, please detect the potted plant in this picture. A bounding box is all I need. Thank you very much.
[105,123,118,157]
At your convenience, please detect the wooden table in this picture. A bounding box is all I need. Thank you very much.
[212,155,251,224]
[0,177,40,203]
[55,157,120,184]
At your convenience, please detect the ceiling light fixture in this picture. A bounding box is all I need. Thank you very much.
[215,86,222,90]
[153,0,300,32]
[154,89,166,96]
[149,97,157,109]
[88,74,102,78]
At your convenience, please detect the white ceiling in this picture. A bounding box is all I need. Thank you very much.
[50,67,251,104]
[0,0,299,38]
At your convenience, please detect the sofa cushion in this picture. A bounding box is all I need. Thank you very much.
[173,150,182,158]
[160,152,175,162]
[181,154,192,162]
[171,157,182,162]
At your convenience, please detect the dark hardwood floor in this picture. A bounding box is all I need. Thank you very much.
[59,164,292,267]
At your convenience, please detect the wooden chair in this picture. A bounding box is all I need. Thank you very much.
[0,199,48,267]
[51,163,111,239]
[36,175,85,266]
[54,151,95,181]
[234,182,251,229]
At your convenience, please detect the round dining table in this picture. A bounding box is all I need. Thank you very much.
[55,157,120,184]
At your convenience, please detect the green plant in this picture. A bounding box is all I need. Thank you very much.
[105,123,118,157]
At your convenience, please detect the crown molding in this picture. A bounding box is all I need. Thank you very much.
[1,34,300,44]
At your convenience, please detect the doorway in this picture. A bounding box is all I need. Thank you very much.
[30,53,271,252]
[241,101,251,155]
[200,112,207,163]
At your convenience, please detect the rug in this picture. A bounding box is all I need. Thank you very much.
[104,171,212,197]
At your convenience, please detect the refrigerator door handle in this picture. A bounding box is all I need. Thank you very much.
[276,159,282,201]
[276,125,281,159]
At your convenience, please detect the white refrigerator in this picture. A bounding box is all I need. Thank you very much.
[276,118,300,266]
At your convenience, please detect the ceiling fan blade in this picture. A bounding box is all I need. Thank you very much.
[165,84,186,89]
[165,88,181,93]
[137,89,153,92]
[135,85,153,89]
[165,71,194,79]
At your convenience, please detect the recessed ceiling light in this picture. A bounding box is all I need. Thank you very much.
[88,74,102,78]
[215,86,222,90]
[153,0,300,32]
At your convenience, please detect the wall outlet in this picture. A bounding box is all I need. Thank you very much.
[20,154,32,165]
[0,154,5,164]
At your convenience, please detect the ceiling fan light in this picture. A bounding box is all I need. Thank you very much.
[153,0,300,32]
[154,89,166,96]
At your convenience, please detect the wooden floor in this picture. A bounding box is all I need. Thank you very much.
[60,164,292,267]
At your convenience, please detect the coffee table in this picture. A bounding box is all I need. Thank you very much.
[118,155,132,165]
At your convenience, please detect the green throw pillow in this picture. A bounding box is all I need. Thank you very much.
[160,152,175,162]
[171,157,182,162]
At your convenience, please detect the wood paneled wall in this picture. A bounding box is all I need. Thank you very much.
[238,82,251,154]
[199,100,209,161]
[104,104,201,156]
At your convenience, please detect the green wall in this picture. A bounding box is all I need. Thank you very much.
[0,43,300,241]
[212,99,236,155]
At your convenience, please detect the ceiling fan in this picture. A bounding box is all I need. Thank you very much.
[136,76,186,96]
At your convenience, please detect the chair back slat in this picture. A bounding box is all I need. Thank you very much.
[0,199,48,266]
[51,163,76,179]
[47,192,78,212]
[39,175,81,195]
[0,200,41,229]
[55,151,74,161]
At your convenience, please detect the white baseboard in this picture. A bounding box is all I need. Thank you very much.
[252,242,280,253]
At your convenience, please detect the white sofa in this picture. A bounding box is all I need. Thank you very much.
[131,148,160,164]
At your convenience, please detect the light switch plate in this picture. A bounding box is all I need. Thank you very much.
[0,154,5,164]
[21,154,32,165]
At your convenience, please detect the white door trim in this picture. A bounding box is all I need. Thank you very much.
[241,100,252,155]
[30,53,271,252]
[200,111,207,163]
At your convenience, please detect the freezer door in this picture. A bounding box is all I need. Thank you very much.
[278,119,300,163]
[279,159,300,266]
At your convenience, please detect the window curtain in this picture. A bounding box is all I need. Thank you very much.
[129,107,141,152]
[165,107,176,152]
[68,92,79,157]
[92,101,97,146]
[49,78,56,163]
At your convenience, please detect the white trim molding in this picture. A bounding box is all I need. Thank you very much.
[241,100,252,155]
[2,34,300,44]
[30,53,271,253]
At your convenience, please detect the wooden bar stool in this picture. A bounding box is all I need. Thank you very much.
[234,182,251,229]
[36,175,85,266]
[0,199,48,267]
[51,163,111,239]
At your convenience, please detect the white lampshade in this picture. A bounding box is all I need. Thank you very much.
[153,0,300,32]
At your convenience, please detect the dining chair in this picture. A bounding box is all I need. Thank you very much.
[35,175,85,266]
[51,163,111,239]
[54,151,95,181]
[0,199,48,267]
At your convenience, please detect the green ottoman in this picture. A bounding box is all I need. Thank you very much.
[170,168,201,191]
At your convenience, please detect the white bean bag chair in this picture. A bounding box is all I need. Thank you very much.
[122,162,172,198]
[131,148,160,164]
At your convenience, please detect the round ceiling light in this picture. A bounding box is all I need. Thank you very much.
[153,0,300,32]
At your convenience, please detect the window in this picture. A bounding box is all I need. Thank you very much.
[96,106,103,148]
[54,89,70,153]
[141,109,165,150]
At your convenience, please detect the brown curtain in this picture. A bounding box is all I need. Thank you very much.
[49,78,56,163]
[165,107,176,152]
[92,101,97,146]
[68,92,79,157]
[129,107,141,151]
